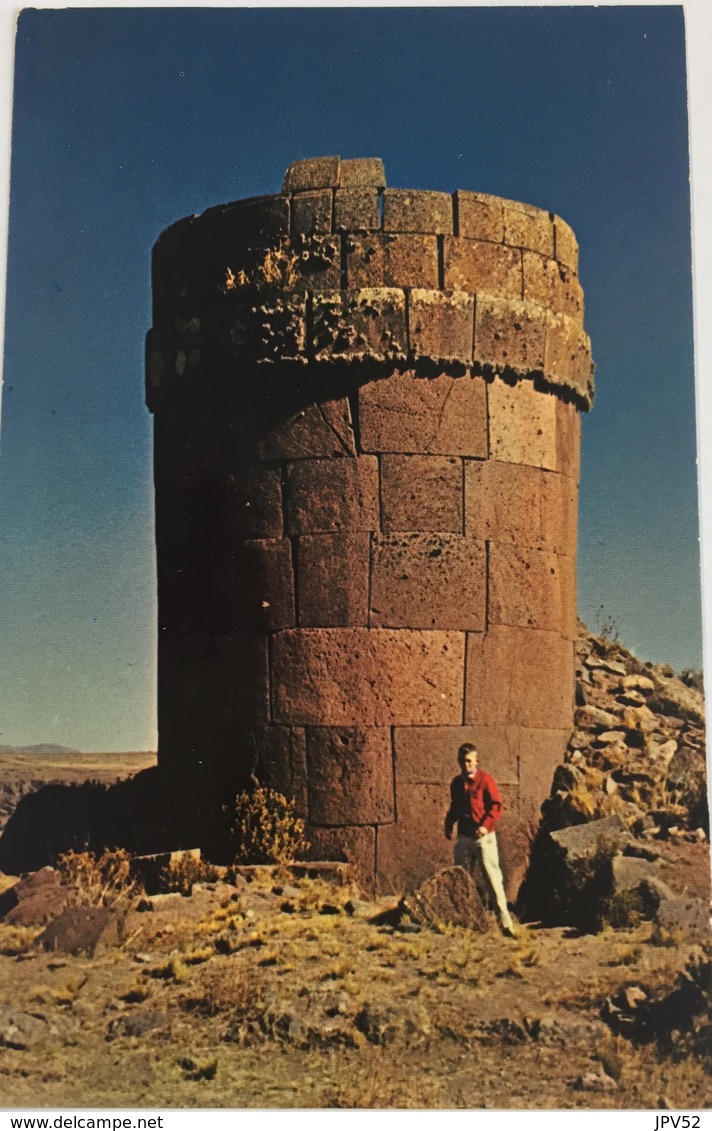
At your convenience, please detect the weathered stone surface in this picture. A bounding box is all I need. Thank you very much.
[655,896,710,940]
[465,627,574,729]
[550,815,631,863]
[338,158,386,188]
[544,314,594,403]
[304,825,377,893]
[291,190,332,235]
[359,370,488,457]
[346,235,438,289]
[443,237,522,298]
[574,705,620,730]
[376,783,453,891]
[455,191,505,243]
[222,467,283,539]
[554,216,579,273]
[409,289,474,363]
[488,377,558,470]
[283,157,340,191]
[382,189,452,234]
[406,866,488,930]
[394,726,519,787]
[243,724,308,818]
[474,296,546,375]
[0,1008,58,1050]
[291,234,341,293]
[285,456,379,534]
[306,727,395,825]
[313,289,408,362]
[518,728,571,800]
[1,868,70,928]
[465,462,577,555]
[380,454,463,533]
[503,203,554,257]
[0,867,61,919]
[297,532,370,627]
[488,544,575,635]
[334,188,380,232]
[370,533,486,631]
[229,293,307,364]
[225,538,295,632]
[555,396,581,483]
[271,628,465,726]
[39,906,119,957]
[610,853,659,895]
[621,673,655,693]
[257,397,356,461]
[107,1011,169,1041]
[522,252,583,323]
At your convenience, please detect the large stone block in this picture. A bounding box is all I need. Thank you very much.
[222,467,284,539]
[454,191,505,243]
[382,189,452,234]
[306,727,395,825]
[313,289,408,362]
[291,235,341,293]
[370,533,486,630]
[380,454,463,533]
[553,216,579,273]
[544,314,594,402]
[522,252,583,324]
[305,825,377,892]
[409,289,475,364]
[442,237,522,298]
[243,724,308,818]
[359,370,488,457]
[518,727,573,805]
[465,461,577,555]
[376,784,452,892]
[257,398,356,461]
[297,532,370,627]
[334,188,380,232]
[555,397,581,483]
[283,157,340,191]
[228,293,307,364]
[338,158,386,188]
[285,456,379,534]
[488,377,558,470]
[503,203,554,258]
[346,234,438,289]
[465,627,574,730]
[474,296,546,375]
[271,628,465,726]
[213,195,292,243]
[291,190,333,235]
[488,543,575,635]
[223,538,296,632]
[394,725,519,787]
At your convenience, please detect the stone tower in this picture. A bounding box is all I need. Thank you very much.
[146,156,594,893]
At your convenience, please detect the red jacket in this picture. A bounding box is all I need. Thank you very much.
[445,769,503,837]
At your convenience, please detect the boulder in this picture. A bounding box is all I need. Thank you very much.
[404,866,488,930]
[621,674,655,694]
[38,905,120,956]
[574,706,619,730]
[0,1007,58,1049]
[0,867,71,927]
[550,815,631,868]
[655,896,710,941]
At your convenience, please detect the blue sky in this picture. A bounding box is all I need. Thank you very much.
[0,5,703,751]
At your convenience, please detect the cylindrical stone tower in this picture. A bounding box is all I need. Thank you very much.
[146,156,594,894]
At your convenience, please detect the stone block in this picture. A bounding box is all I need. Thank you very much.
[382,189,453,234]
[306,727,395,825]
[443,237,522,298]
[503,203,554,257]
[1,868,70,928]
[544,314,594,403]
[465,627,574,729]
[229,293,307,364]
[555,397,581,483]
[291,235,341,293]
[394,725,519,787]
[305,825,377,893]
[359,370,488,457]
[297,532,370,626]
[271,628,465,726]
[488,376,558,470]
[380,454,463,533]
[338,158,386,188]
[474,296,546,375]
[376,784,453,892]
[334,188,380,232]
[464,461,577,555]
[409,289,475,364]
[223,538,295,632]
[522,252,584,323]
[407,867,488,930]
[346,234,438,289]
[313,289,408,362]
[220,195,292,243]
[283,157,340,191]
[518,727,571,800]
[222,466,283,539]
[370,532,486,630]
[40,906,119,957]
[488,543,574,634]
[257,398,356,461]
[455,191,505,243]
[291,190,333,235]
[285,455,379,534]
[554,216,579,273]
[178,632,271,726]
[243,724,308,818]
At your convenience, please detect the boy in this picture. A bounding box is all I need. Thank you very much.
[444,742,516,936]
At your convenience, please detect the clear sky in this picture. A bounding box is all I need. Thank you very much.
[0,5,703,751]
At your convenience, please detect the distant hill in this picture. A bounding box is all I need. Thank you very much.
[0,743,82,755]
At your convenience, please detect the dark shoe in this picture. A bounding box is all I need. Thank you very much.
[502,924,517,939]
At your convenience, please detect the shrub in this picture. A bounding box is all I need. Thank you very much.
[56,847,140,907]
[224,787,309,865]
[160,855,221,896]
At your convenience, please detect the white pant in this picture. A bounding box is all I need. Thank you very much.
[454,832,513,929]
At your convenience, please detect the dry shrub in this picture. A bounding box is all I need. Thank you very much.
[225,787,308,865]
[160,855,221,896]
[224,240,300,294]
[56,847,140,907]
[0,923,42,956]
